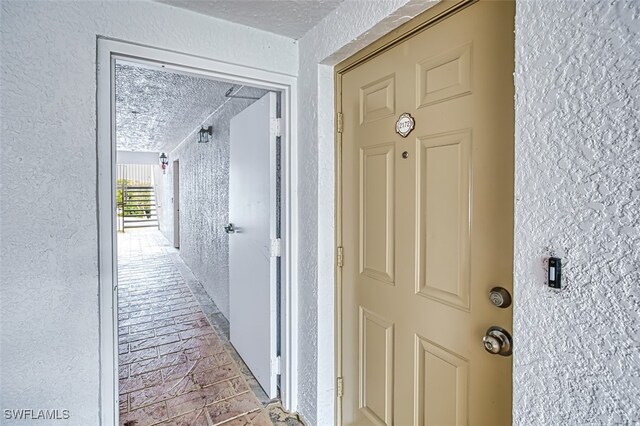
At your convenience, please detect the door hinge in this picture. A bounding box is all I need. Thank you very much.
[337,246,344,268]
[271,238,282,258]
[337,377,344,398]
[337,112,343,134]
[271,117,282,138]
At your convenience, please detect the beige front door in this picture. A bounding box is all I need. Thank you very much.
[339,1,515,425]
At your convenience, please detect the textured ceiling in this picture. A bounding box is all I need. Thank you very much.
[155,0,344,39]
[116,63,267,152]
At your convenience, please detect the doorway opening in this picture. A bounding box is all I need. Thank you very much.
[172,159,180,249]
[98,38,299,425]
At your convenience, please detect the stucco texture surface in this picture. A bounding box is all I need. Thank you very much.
[116,63,251,153]
[156,0,344,40]
[514,0,640,424]
[158,86,266,321]
[0,1,294,424]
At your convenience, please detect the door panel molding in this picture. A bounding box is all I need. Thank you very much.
[359,143,395,285]
[415,129,471,311]
[416,43,473,108]
[359,306,394,426]
[414,335,469,426]
[360,74,396,124]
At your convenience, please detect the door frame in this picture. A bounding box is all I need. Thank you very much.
[333,0,483,424]
[97,37,299,425]
[173,159,180,248]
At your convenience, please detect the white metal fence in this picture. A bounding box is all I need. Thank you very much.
[117,164,155,185]
[116,164,158,232]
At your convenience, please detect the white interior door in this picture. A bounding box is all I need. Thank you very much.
[229,92,278,398]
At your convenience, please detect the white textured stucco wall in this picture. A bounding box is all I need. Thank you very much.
[158,88,266,320]
[3,0,639,424]
[514,1,640,423]
[0,1,295,424]
[297,1,439,423]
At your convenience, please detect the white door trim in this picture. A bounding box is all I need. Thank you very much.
[97,37,299,425]
[173,159,180,249]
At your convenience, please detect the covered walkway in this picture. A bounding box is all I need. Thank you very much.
[117,229,301,426]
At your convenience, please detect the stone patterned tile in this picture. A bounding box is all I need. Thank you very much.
[154,319,207,337]
[170,300,200,312]
[119,364,129,380]
[179,325,218,340]
[228,377,250,395]
[119,328,155,344]
[129,352,188,377]
[128,371,198,409]
[161,408,209,426]
[119,396,128,415]
[120,347,158,365]
[165,382,235,418]
[193,363,239,388]
[205,392,261,425]
[184,345,227,362]
[128,307,167,318]
[155,335,216,357]
[160,359,198,382]
[219,414,253,426]
[130,318,175,333]
[194,353,233,372]
[154,306,201,321]
[119,370,163,394]
[119,400,168,426]
[120,315,155,328]
[117,230,302,426]
[173,311,208,325]
[130,333,181,352]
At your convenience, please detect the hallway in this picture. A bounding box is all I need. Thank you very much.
[117,229,299,426]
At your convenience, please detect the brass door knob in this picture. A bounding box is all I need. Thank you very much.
[482,326,512,356]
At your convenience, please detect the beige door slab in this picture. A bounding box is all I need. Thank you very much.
[337,1,515,424]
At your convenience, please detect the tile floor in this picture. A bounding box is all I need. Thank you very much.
[117,229,304,426]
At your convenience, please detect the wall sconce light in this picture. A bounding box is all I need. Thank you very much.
[198,126,213,144]
[159,152,168,174]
